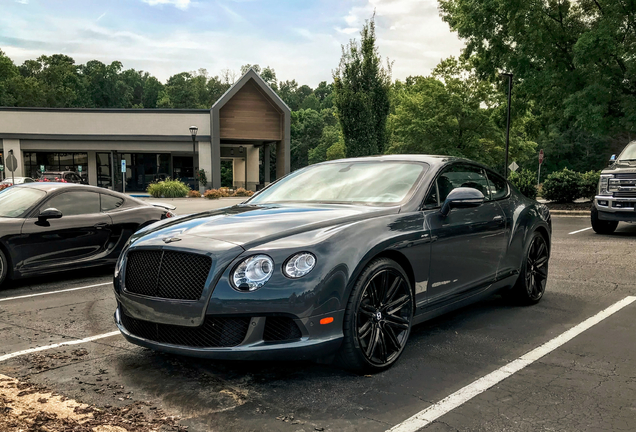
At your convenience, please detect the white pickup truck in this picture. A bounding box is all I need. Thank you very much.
[593,141,636,234]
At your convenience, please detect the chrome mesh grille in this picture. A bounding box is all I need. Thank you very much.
[120,308,249,348]
[125,250,212,300]
[263,317,302,341]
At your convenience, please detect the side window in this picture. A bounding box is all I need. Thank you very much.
[424,182,439,208]
[101,194,124,212]
[64,173,73,182]
[437,164,491,202]
[486,171,508,200]
[42,192,100,216]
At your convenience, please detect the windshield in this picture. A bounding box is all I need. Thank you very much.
[618,142,636,161]
[0,187,46,218]
[249,161,428,205]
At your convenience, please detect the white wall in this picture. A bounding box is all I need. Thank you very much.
[0,139,23,177]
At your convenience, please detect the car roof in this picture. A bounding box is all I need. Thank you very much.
[315,154,488,170]
[17,182,120,194]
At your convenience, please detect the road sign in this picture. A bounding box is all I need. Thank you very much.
[78,165,83,173]
[121,160,126,173]
[40,165,45,172]
[0,165,3,172]
[539,149,544,164]
[509,161,519,172]
[6,154,18,172]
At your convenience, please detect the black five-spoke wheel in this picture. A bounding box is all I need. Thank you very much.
[525,234,549,301]
[338,258,414,372]
[508,231,549,305]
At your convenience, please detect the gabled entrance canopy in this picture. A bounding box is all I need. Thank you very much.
[210,68,291,188]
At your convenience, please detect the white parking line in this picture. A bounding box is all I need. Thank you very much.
[0,282,112,303]
[387,296,636,432]
[569,227,593,235]
[0,331,121,363]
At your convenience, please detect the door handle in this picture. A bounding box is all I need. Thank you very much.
[493,215,504,223]
[94,222,108,229]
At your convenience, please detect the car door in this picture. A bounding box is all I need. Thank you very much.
[424,163,507,306]
[18,190,113,272]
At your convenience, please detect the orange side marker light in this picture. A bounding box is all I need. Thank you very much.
[320,317,334,325]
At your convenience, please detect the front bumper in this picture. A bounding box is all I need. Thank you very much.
[114,306,344,361]
[595,196,636,221]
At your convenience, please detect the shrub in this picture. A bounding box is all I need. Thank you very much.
[187,190,202,198]
[232,187,254,197]
[147,179,190,198]
[579,170,600,201]
[204,189,226,199]
[508,169,538,200]
[196,169,207,188]
[541,168,582,203]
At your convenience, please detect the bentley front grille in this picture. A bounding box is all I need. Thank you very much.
[125,250,212,301]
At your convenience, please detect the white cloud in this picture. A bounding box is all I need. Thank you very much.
[141,0,191,10]
[15,0,29,4]
[340,0,465,80]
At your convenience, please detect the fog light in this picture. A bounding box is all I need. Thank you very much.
[598,200,608,206]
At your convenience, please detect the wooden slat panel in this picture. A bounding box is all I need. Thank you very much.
[220,80,283,140]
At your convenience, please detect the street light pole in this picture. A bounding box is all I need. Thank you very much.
[501,72,513,179]
[189,125,198,189]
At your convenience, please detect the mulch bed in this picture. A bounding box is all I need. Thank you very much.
[544,201,593,211]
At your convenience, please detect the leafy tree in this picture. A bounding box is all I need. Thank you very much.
[0,49,19,106]
[290,108,324,170]
[333,14,391,157]
[438,0,636,172]
[388,57,536,169]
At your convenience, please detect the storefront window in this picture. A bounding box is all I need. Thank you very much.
[23,152,88,180]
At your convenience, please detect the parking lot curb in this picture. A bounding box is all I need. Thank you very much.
[549,210,590,216]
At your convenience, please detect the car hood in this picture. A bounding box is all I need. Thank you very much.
[137,203,397,249]
[602,160,636,175]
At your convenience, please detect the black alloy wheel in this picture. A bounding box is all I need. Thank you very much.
[508,232,549,305]
[337,258,414,372]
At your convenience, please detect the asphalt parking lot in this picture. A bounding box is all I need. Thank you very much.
[1,214,635,431]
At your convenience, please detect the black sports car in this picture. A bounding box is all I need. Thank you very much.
[114,155,551,372]
[0,183,176,288]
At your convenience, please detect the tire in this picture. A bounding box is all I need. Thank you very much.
[507,231,549,305]
[591,207,618,235]
[0,249,8,290]
[336,258,414,373]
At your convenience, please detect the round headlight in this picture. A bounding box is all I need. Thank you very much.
[284,252,316,279]
[231,255,274,291]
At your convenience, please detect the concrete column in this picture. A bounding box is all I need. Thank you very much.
[246,145,259,191]
[263,144,271,185]
[233,158,245,189]
[276,139,290,180]
[3,139,23,177]
[88,151,98,186]
[198,140,212,192]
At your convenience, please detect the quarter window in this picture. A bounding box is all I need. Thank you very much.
[486,171,508,200]
[42,192,100,216]
[101,194,124,212]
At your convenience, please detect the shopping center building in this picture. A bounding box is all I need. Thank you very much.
[0,69,291,192]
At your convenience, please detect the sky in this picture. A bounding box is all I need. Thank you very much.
[0,0,465,87]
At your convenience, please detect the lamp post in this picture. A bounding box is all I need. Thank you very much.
[500,72,513,178]
[189,125,198,189]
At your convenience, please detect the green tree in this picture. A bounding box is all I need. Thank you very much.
[290,109,325,170]
[438,0,636,172]
[333,14,391,158]
[387,57,536,170]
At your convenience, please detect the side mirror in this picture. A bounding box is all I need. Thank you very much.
[610,154,616,163]
[38,208,63,221]
[440,187,485,217]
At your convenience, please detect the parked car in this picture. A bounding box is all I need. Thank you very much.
[114,155,551,372]
[1,177,36,186]
[40,171,87,184]
[0,183,176,288]
[592,140,636,234]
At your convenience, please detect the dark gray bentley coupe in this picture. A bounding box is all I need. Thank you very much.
[114,155,551,372]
